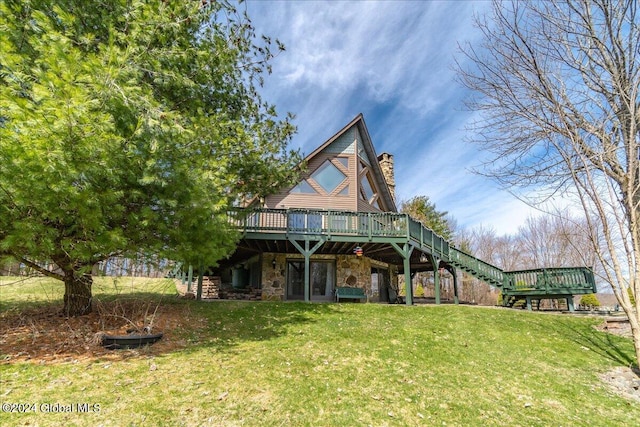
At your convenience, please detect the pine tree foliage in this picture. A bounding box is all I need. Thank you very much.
[400,195,453,240]
[0,0,301,315]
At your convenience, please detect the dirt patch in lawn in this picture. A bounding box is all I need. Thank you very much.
[0,299,208,364]
[596,318,633,339]
[600,366,640,403]
[596,317,640,402]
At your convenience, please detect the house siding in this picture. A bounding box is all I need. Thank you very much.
[265,150,358,211]
[261,116,395,214]
[357,199,382,213]
[325,128,356,155]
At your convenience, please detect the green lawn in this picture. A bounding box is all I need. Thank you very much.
[0,277,638,426]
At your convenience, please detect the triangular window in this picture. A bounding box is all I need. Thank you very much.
[290,180,317,194]
[338,185,349,196]
[358,144,366,159]
[361,174,375,200]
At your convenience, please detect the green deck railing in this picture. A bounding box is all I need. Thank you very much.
[505,267,596,294]
[229,208,409,237]
[229,208,596,300]
[448,247,506,287]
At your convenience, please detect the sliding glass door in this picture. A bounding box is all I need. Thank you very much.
[286,260,335,301]
[286,261,305,300]
[310,261,335,301]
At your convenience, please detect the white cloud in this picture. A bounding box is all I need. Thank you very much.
[246,1,538,236]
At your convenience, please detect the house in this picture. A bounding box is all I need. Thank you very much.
[216,114,416,302]
[209,114,596,308]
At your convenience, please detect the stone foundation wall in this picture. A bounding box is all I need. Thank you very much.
[261,253,287,301]
[260,253,393,301]
[336,255,372,293]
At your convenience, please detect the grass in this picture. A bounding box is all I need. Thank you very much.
[0,275,176,311]
[1,277,638,426]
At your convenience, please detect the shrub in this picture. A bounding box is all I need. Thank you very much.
[580,293,600,309]
[415,284,425,298]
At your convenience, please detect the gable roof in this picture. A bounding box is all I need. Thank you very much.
[303,114,397,212]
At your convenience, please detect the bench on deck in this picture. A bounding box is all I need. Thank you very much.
[335,286,367,302]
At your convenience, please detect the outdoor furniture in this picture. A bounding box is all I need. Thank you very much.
[335,286,367,302]
[388,287,404,304]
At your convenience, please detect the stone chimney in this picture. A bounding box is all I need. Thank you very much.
[377,152,395,203]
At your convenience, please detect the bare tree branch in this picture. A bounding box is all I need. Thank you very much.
[458,0,640,367]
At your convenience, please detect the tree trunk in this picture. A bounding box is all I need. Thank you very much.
[63,273,93,316]
[628,312,640,370]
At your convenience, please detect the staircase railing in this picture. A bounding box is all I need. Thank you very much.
[448,247,506,287]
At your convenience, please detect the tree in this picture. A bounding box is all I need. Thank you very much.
[400,195,453,240]
[579,293,601,310]
[458,0,640,367]
[454,224,517,305]
[517,209,601,270]
[0,0,301,316]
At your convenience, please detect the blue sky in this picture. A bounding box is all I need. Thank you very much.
[247,0,538,236]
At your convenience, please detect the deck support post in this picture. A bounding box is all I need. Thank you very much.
[304,254,310,302]
[288,237,326,302]
[404,254,413,305]
[391,243,414,305]
[447,266,459,305]
[434,263,441,305]
[567,296,575,312]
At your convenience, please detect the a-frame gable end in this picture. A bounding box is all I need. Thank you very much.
[354,118,397,213]
[324,127,356,156]
[262,114,396,213]
[263,116,363,211]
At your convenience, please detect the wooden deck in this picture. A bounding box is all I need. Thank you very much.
[228,208,596,307]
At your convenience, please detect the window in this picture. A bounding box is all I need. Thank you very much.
[361,174,375,200]
[336,157,349,169]
[337,185,349,196]
[311,160,347,193]
[290,180,317,194]
[289,212,322,231]
[311,261,335,298]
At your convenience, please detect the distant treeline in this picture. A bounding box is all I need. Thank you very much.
[1,256,172,278]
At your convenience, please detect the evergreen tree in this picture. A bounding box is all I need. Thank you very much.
[0,0,300,316]
[400,196,453,240]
